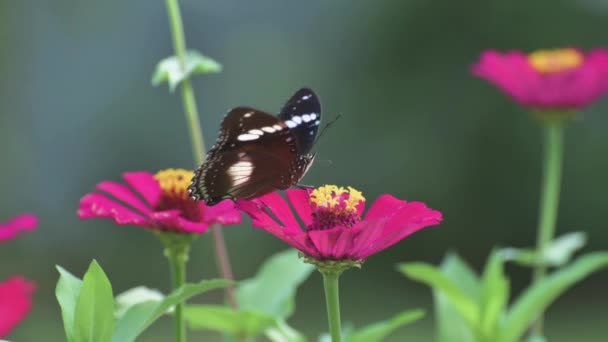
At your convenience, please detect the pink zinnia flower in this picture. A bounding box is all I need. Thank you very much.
[472,48,608,110]
[78,169,242,234]
[237,185,442,262]
[0,214,37,242]
[0,276,35,337]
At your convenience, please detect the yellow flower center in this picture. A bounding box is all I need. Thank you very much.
[153,169,201,224]
[309,185,365,230]
[154,169,194,201]
[528,48,583,74]
[310,185,365,214]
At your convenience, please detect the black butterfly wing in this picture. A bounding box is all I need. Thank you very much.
[278,88,321,155]
[193,149,293,205]
[189,107,299,205]
[209,107,288,152]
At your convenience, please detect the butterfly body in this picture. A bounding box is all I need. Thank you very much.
[188,88,321,205]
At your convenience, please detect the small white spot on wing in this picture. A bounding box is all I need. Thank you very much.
[285,120,296,128]
[272,124,283,131]
[302,114,311,122]
[248,129,264,135]
[293,116,302,124]
[237,134,259,141]
[244,112,253,118]
[310,113,318,120]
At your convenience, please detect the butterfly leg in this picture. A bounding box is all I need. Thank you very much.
[295,183,315,190]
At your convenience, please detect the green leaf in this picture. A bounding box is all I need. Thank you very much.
[265,320,307,342]
[237,249,314,319]
[398,262,479,327]
[439,253,481,299]
[499,248,537,267]
[319,324,355,342]
[114,286,165,319]
[501,232,587,268]
[73,260,115,342]
[499,252,608,342]
[113,279,232,342]
[434,254,480,342]
[480,250,509,339]
[185,304,276,336]
[151,50,222,91]
[348,309,425,342]
[525,332,547,342]
[543,232,587,265]
[55,266,83,342]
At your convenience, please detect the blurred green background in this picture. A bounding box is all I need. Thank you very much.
[1,0,607,341]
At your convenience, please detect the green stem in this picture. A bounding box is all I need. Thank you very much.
[532,122,564,333]
[164,0,205,161]
[166,247,189,342]
[163,0,238,309]
[322,272,342,342]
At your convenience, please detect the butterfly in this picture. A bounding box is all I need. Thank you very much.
[188,88,322,206]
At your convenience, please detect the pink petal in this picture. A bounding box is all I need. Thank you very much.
[364,194,407,221]
[307,227,353,259]
[331,228,357,259]
[348,219,390,259]
[358,202,442,259]
[96,181,151,214]
[201,200,242,226]
[0,214,37,242]
[176,218,211,234]
[0,276,35,337]
[282,231,320,258]
[122,172,162,208]
[150,210,212,234]
[254,193,302,233]
[149,210,194,233]
[78,193,150,226]
[286,189,313,226]
[237,199,318,256]
[236,199,285,232]
[355,200,366,218]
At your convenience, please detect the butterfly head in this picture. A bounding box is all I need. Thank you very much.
[299,153,316,178]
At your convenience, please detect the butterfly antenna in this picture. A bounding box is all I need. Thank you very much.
[313,113,342,147]
[314,159,333,166]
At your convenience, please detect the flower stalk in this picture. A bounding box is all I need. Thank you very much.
[164,0,205,161]
[321,270,343,342]
[532,121,564,332]
[163,0,237,308]
[161,233,192,342]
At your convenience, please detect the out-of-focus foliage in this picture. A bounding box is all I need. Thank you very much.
[55,261,231,342]
[399,252,608,342]
[152,51,222,91]
[186,249,312,340]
